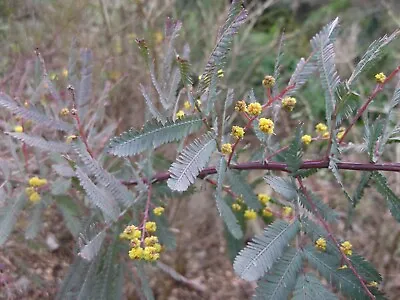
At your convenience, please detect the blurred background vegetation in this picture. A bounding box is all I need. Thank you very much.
[0,0,399,299]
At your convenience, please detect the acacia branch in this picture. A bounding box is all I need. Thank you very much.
[122,159,400,186]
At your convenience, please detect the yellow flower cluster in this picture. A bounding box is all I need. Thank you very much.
[315,237,327,251]
[315,123,328,135]
[59,107,70,117]
[231,203,242,211]
[184,101,191,110]
[338,265,348,270]
[26,177,47,203]
[62,68,69,78]
[281,97,296,112]
[244,209,257,220]
[153,207,164,216]
[235,100,247,113]
[258,193,270,205]
[176,110,185,120]
[247,102,262,116]
[367,281,378,288]
[145,221,157,233]
[262,207,273,217]
[221,143,232,155]
[262,75,276,88]
[336,127,346,140]
[301,134,312,145]
[14,125,23,133]
[340,240,352,256]
[231,126,245,139]
[66,135,77,144]
[282,206,292,217]
[121,224,162,262]
[375,72,386,83]
[217,69,224,78]
[259,118,274,135]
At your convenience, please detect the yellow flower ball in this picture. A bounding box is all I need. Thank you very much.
[262,207,273,218]
[247,102,262,116]
[340,240,353,256]
[14,125,23,133]
[217,69,224,78]
[262,75,276,88]
[315,123,328,134]
[144,236,159,247]
[244,209,257,220]
[29,191,41,203]
[128,246,144,260]
[221,143,232,155]
[234,100,247,113]
[153,207,164,216]
[66,135,77,144]
[259,118,274,135]
[120,225,141,240]
[375,72,386,83]
[315,237,327,251]
[258,193,270,205]
[59,107,70,117]
[231,125,245,139]
[231,203,242,211]
[301,135,312,145]
[145,221,157,233]
[281,97,296,112]
[176,110,185,120]
[183,101,191,110]
[28,176,47,187]
[282,206,293,217]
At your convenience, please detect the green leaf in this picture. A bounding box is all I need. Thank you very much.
[176,56,193,87]
[335,83,360,127]
[372,172,400,222]
[5,132,71,153]
[227,170,261,210]
[281,125,303,174]
[150,211,176,250]
[215,157,243,239]
[254,248,303,300]
[264,175,297,201]
[197,1,247,95]
[0,92,73,132]
[233,219,300,281]
[76,254,101,300]
[73,140,134,207]
[303,245,371,300]
[94,239,117,300]
[167,131,217,191]
[140,83,166,124]
[349,252,382,283]
[107,117,203,157]
[78,230,106,261]
[347,30,399,87]
[365,119,385,162]
[287,57,317,96]
[0,193,26,246]
[293,272,338,300]
[76,166,120,221]
[134,261,155,300]
[25,201,45,240]
[351,172,372,207]
[298,189,338,222]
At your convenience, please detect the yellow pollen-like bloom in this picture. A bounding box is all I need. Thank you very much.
[259,118,274,135]
[338,265,348,270]
[231,203,242,211]
[375,72,386,83]
[262,75,276,88]
[29,176,47,187]
[14,125,23,133]
[128,247,144,260]
[258,194,270,205]
[244,209,257,220]
[247,102,262,116]
[315,123,328,134]
[29,191,41,203]
[62,68,68,78]
[144,236,159,247]
[176,110,185,120]
[340,240,353,256]
[120,225,141,240]
[145,221,157,233]
[236,195,244,204]
[322,132,330,139]
[315,237,327,251]
[367,281,378,288]
[336,131,344,140]
[66,135,77,144]
[262,207,273,217]
[130,238,141,248]
[59,108,70,117]
[281,97,297,112]
[221,143,232,155]
[231,126,245,139]
[217,69,224,78]
[25,187,35,196]
[301,135,312,145]
[183,101,191,110]
[153,207,164,216]
[282,206,293,217]
[143,246,160,261]
[235,100,247,112]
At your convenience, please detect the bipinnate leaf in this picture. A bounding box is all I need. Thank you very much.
[264,175,297,201]
[254,248,303,300]
[0,92,73,132]
[6,132,71,153]
[215,157,243,239]
[233,219,300,281]
[351,172,372,207]
[107,117,203,157]
[140,83,167,124]
[372,171,400,222]
[287,57,317,96]
[25,201,44,240]
[282,125,303,174]
[227,170,261,210]
[75,167,120,221]
[0,194,26,246]
[167,131,217,191]
[298,189,338,222]
[293,273,338,300]
[73,140,134,207]
[78,230,106,261]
